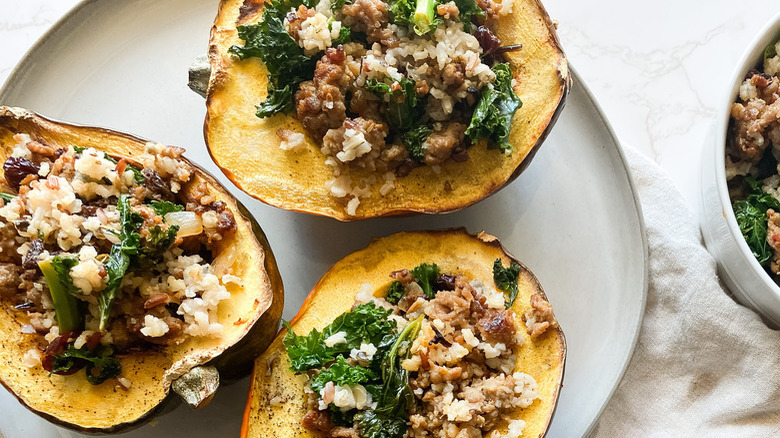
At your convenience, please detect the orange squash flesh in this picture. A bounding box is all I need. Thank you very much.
[0,107,284,433]
[206,0,570,221]
[242,229,566,437]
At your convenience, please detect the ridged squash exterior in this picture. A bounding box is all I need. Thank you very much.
[206,0,570,221]
[0,107,284,433]
[242,230,566,437]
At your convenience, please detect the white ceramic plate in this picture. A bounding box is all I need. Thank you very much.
[0,0,647,436]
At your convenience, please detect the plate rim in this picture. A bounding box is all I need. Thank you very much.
[0,1,649,436]
[566,70,649,437]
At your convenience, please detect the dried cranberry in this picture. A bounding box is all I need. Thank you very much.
[44,331,76,356]
[434,273,458,291]
[85,332,104,351]
[41,331,86,375]
[474,26,502,56]
[3,156,40,190]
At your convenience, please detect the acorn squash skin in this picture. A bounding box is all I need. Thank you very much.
[0,107,284,433]
[241,229,566,438]
[205,0,570,221]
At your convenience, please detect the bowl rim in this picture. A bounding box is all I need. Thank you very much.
[715,9,780,307]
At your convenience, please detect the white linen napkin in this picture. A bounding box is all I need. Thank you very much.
[590,148,780,437]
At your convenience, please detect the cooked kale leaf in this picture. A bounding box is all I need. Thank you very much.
[138,225,179,267]
[0,193,15,202]
[365,78,392,96]
[388,0,416,27]
[493,258,522,308]
[150,200,184,217]
[356,410,408,438]
[764,40,779,63]
[49,257,82,297]
[366,77,431,159]
[401,125,431,162]
[355,314,423,438]
[388,0,441,35]
[411,262,440,299]
[734,176,780,266]
[99,194,142,331]
[385,281,406,304]
[256,80,296,118]
[310,356,378,392]
[51,345,121,385]
[466,63,522,153]
[366,77,422,131]
[453,0,485,31]
[332,23,352,45]
[229,0,319,118]
[330,407,357,427]
[331,0,348,10]
[283,302,396,372]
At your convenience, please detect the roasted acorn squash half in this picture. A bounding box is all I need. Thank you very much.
[242,229,565,437]
[0,107,284,433]
[205,0,570,221]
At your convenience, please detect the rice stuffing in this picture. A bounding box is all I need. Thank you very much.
[0,134,240,386]
[282,260,558,437]
[231,0,525,215]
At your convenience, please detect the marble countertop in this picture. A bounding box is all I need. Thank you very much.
[0,0,773,212]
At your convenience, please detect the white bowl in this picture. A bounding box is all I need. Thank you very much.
[700,11,780,326]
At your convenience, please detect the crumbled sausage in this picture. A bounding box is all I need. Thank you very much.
[423,123,467,165]
[767,209,780,276]
[301,408,334,432]
[217,209,237,235]
[295,47,351,139]
[729,73,780,164]
[349,89,384,121]
[0,263,22,296]
[425,290,471,329]
[478,308,518,346]
[341,0,396,47]
[522,293,557,338]
[321,117,389,170]
[284,5,317,42]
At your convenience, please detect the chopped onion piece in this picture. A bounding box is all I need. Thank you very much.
[165,211,202,237]
[211,244,238,276]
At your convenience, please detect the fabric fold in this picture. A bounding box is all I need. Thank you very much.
[591,147,780,437]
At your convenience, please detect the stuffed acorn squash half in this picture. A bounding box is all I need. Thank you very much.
[243,230,565,437]
[205,0,569,221]
[0,107,283,433]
